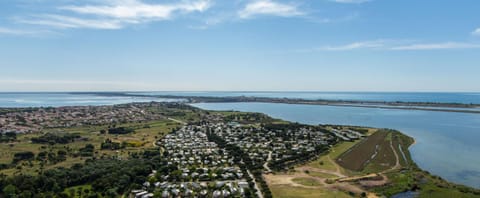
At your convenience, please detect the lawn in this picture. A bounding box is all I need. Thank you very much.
[269,184,350,198]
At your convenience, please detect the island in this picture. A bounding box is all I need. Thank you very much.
[0,102,479,197]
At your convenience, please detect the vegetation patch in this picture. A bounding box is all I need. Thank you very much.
[336,130,393,172]
[0,132,17,143]
[292,177,321,186]
[308,171,338,179]
[107,127,135,135]
[31,133,82,145]
[269,184,350,198]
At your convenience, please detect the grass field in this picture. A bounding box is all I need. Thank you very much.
[292,177,321,186]
[307,140,360,174]
[307,171,339,179]
[0,119,181,176]
[336,130,395,173]
[269,185,351,198]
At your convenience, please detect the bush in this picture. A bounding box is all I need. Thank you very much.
[12,151,35,163]
[107,127,135,135]
[31,133,80,144]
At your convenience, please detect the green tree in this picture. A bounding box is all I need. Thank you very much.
[3,184,17,198]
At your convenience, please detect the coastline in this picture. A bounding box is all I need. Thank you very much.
[80,92,480,114]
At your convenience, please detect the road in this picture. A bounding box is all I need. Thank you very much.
[247,170,264,198]
[167,117,187,125]
[263,151,272,172]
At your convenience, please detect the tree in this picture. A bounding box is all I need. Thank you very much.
[3,184,17,198]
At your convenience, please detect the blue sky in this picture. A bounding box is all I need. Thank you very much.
[1,0,480,92]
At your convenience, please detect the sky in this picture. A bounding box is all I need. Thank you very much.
[1,0,480,92]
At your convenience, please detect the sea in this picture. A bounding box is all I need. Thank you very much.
[1,92,479,188]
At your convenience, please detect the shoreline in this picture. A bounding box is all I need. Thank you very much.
[79,92,480,114]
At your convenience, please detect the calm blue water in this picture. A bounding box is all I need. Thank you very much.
[2,92,479,107]
[0,93,176,108]
[131,91,480,104]
[192,102,480,189]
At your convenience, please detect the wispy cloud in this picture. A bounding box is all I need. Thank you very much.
[0,27,33,35]
[391,42,480,50]
[238,0,304,19]
[0,79,156,91]
[16,0,212,30]
[472,28,480,36]
[329,0,371,4]
[17,15,124,30]
[319,40,387,51]
[0,27,52,36]
[306,40,480,52]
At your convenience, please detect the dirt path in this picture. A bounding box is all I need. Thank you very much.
[263,151,273,173]
[167,117,187,125]
[337,173,379,182]
[327,155,342,174]
[380,139,401,174]
[265,169,367,194]
[247,170,264,198]
[297,166,345,178]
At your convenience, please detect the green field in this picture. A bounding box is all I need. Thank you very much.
[0,119,181,176]
[292,178,321,186]
[336,130,394,172]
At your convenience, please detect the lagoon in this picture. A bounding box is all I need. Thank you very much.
[192,102,480,188]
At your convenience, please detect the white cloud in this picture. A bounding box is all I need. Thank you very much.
[472,28,480,36]
[0,27,52,36]
[309,40,480,52]
[319,40,386,51]
[60,0,211,21]
[17,15,124,29]
[239,0,304,19]
[17,0,212,30]
[0,27,31,35]
[391,42,480,50]
[330,0,371,4]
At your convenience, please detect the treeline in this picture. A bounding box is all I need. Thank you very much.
[101,139,125,150]
[270,145,329,171]
[0,132,16,143]
[12,152,35,164]
[206,129,272,198]
[10,144,95,165]
[224,113,273,124]
[262,123,307,131]
[37,150,67,164]
[107,127,135,135]
[31,133,81,144]
[0,149,163,198]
